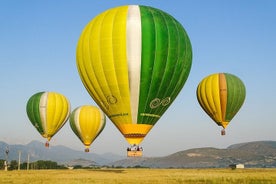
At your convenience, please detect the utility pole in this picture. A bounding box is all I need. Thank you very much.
[4,146,9,171]
[18,151,21,170]
[27,154,30,170]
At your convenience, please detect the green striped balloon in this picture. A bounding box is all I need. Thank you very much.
[197,73,246,135]
[26,91,71,146]
[76,5,192,145]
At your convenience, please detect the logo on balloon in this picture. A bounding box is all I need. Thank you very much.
[150,97,171,109]
[161,97,171,106]
[107,95,117,104]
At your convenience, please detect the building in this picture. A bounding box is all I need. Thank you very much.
[229,164,245,169]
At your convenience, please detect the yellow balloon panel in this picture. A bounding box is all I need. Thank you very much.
[46,92,70,138]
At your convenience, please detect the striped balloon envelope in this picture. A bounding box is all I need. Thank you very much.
[69,105,106,152]
[26,92,71,147]
[76,5,192,147]
[196,73,246,135]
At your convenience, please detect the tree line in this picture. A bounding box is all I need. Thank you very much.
[0,159,67,170]
[1,159,150,170]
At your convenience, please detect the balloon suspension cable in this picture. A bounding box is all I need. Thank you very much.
[45,141,50,148]
[221,128,226,136]
[85,148,90,152]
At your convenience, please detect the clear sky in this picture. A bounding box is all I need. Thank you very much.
[1,0,275,157]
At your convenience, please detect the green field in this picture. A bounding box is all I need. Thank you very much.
[1,168,276,184]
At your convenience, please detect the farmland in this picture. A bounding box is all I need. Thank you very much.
[1,168,276,184]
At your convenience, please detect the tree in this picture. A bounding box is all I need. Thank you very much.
[0,159,5,169]
[9,160,18,170]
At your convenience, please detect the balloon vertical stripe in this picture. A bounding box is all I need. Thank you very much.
[212,74,223,122]
[219,73,227,122]
[40,92,48,137]
[127,5,142,126]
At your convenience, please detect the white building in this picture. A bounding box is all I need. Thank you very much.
[229,164,245,169]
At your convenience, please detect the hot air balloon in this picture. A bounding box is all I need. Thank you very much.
[76,5,192,156]
[70,105,106,152]
[26,91,71,147]
[196,73,246,135]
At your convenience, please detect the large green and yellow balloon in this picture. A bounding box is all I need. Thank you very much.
[76,5,192,145]
[70,105,106,152]
[26,92,71,146]
[196,73,246,135]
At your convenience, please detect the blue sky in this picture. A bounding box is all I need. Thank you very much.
[1,0,275,157]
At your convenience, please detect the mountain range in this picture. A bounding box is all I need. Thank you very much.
[111,141,276,168]
[1,140,275,168]
[0,140,123,166]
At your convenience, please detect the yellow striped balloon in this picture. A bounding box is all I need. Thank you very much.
[70,105,106,152]
[26,92,71,146]
[196,73,246,135]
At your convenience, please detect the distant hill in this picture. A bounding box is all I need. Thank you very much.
[0,140,124,166]
[1,140,275,168]
[111,141,276,168]
[228,141,276,156]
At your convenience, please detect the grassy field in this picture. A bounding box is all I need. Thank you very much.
[1,168,276,184]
